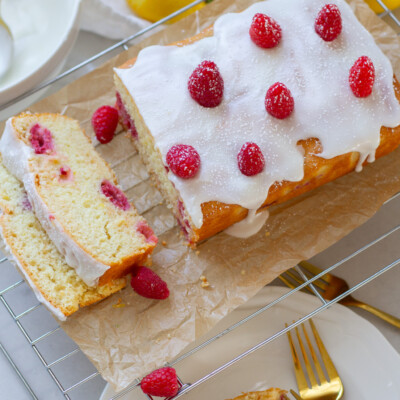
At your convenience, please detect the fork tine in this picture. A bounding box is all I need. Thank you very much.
[299,268,329,291]
[302,324,328,385]
[286,271,316,294]
[309,319,340,382]
[290,390,302,400]
[299,261,331,284]
[279,272,315,295]
[289,269,327,291]
[286,323,309,392]
[295,325,318,387]
[278,274,296,289]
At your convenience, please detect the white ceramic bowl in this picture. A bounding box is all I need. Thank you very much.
[0,0,81,108]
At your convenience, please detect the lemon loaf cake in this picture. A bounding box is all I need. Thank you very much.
[114,0,400,244]
[0,156,126,320]
[226,388,289,400]
[0,113,157,287]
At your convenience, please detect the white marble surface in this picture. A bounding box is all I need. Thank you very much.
[0,29,399,400]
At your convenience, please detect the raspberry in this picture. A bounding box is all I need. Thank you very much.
[349,56,375,98]
[30,124,54,154]
[91,105,119,144]
[249,13,282,49]
[315,4,342,42]
[100,180,130,211]
[60,166,70,176]
[59,166,73,180]
[237,142,265,176]
[188,61,224,108]
[166,144,200,179]
[115,92,138,138]
[131,266,170,300]
[265,82,294,119]
[140,367,179,398]
[136,221,158,244]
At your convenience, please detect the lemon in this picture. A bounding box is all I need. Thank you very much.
[364,0,400,13]
[126,0,204,23]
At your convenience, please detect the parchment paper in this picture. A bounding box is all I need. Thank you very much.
[3,0,400,392]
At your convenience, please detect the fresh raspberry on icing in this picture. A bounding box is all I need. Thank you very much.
[249,13,282,49]
[30,124,54,154]
[100,180,131,210]
[237,142,265,176]
[349,56,375,98]
[265,82,294,119]
[140,367,179,398]
[131,266,170,300]
[166,144,200,179]
[188,61,224,108]
[91,105,119,144]
[315,4,342,42]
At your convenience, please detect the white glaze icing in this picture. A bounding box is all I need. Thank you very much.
[224,209,269,238]
[0,219,67,321]
[116,0,400,236]
[0,118,110,287]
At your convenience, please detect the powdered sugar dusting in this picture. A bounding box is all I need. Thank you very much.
[116,0,400,229]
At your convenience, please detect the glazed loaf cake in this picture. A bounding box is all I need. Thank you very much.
[0,113,157,286]
[114,0,400,244]
[0,156,126,320]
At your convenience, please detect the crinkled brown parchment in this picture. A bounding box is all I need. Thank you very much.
[3,0,400,392]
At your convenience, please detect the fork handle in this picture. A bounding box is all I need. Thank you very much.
[342,298,400,328]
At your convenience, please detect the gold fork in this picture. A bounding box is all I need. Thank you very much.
[286,320,344,400]
[280,260,400,329]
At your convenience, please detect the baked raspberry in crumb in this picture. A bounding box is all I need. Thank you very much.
[131,266,170,300]
[91,105,119,144]
[141,367,178,397]
[59,166,73,180]
[22,196,32,211]
[136,220,158,244]
[166,144,200,179]
[349,56,375,98]
[115,92,138,138]
[100,180,130,210]
[249,13,282,49]
[315,4,342,42]
[188,61,224,108]
[237,142,265,176]
[30,124,54,155]
[265,82,294,119]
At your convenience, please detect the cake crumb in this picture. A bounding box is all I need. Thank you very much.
[112,298,126,308]
[265,231,271,237]
[155,338,161,344]
[241,269,246,276]
[162,240,167,246]
[200,275,210,288]
[195,250,200,256]
[167,334,171,339]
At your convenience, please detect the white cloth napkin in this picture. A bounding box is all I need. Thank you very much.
[80,0,150,40]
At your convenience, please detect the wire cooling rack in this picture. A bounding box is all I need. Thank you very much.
[0,0,400,399]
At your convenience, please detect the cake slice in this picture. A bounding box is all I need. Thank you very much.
[0,113,157,286]
[0,156,126,320]
[226,388,289,400]
[114,0,400,245]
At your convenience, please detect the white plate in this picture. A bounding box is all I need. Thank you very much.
[0,0,81,108]
[101,286,400,399]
